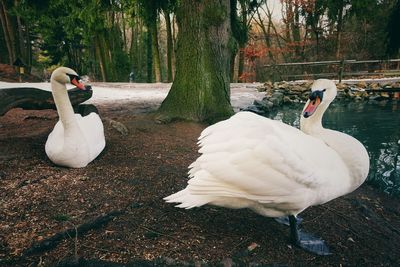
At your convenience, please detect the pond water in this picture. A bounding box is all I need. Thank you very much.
[264,101,400,197]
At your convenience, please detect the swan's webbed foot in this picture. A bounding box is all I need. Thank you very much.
[288,215,331,256]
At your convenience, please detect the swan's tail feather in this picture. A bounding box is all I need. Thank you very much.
[164,188,211,209]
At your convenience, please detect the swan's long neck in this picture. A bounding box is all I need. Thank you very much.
[300,99,369,190]
[51,80,77,128]
[300,101,329,135]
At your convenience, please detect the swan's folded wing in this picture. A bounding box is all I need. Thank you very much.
[78,113,105,159]
[45,121,64,157]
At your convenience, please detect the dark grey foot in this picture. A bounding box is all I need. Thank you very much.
[289,215,331,256]
[295,230,331,255]
[275,215,303,226]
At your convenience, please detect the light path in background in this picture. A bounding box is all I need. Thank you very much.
[0,82,265,113]
[1,77,399,114]
[86,83,265,112]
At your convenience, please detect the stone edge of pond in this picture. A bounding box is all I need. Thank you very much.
[248,80,400,114]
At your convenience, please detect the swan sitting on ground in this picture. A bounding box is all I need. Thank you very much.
[164,79,369,255]
[45,67,105,168]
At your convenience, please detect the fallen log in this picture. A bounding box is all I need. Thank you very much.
[0,86,93,116]
[23,210,123,256]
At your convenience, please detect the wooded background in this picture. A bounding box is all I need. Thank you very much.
[1,0,399,83]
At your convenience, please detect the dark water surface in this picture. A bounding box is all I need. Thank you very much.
[264,101,400,197]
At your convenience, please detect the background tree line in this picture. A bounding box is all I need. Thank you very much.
[1,0,399,83]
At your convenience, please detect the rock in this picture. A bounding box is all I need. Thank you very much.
[336,83,347,90]
[256,85,266,92]
[257,79,400,105]
[391,82,400,88]
[348,237,355,243]
[369,95,381,101]
[369,83,381,90]
[247,242,260,252]
[242,105,264,114]
[258,81,273,92]
[277,82,289,90]
[283,96,292,104]
[292,85,308,92]
[253,99,274,112]
[380,92,390,98]
[357,81,367,88]
[108,119,129,135]
[271,91,284,106]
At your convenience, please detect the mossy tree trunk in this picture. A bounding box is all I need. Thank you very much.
[157,0,234,123]
[164,10,174,82]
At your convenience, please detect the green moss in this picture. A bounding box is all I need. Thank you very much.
[203,3,228,26]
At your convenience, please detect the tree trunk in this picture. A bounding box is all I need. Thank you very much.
[0,1,15,64]
[238,43,245,81]
[146,29,153,82]
[237,0,247,82]
[335,1,344,60]
[164,10,174,82]
[157,0,233,123]
[26,23,32,68]
[95,36,106,81]
[292,1,301,57]
[230,51,237,82]
[0,17,8,63]
[172,13,177,50]
[149,16,161,82]
[283,0,292,43]
[121,11,127,52]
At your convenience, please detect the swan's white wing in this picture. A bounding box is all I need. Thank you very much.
[77,113,105,161]
[45,120,64,158]
[166,112,350,214]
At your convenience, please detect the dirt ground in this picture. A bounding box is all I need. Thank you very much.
[1,100,400,267]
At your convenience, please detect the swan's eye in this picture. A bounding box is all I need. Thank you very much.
[66,73,81,82]
[309,90,324,101]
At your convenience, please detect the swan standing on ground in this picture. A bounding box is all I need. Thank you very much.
[45,67,105,168]
[165,79,369,255]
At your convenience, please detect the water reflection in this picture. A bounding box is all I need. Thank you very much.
[264,101,400,197]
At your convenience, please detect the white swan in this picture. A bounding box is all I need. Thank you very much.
[45,67,105,168]
[165,79,369,254]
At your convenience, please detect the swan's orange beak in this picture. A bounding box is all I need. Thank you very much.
[303,97,321,118]
[71,77,85,90]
